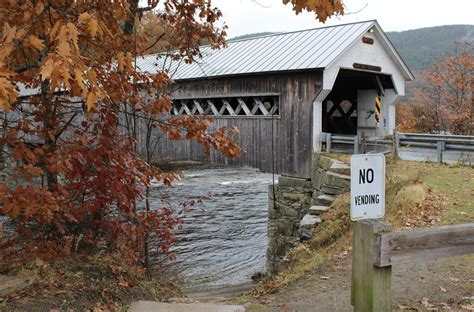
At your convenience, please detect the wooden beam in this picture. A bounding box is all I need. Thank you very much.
[193,100,205,114]
[353,63,382,72]
[251,99,269,115]
[269,103,279,115]
[221,99,236,116]
[206,100,219,116]
[237,98,251,115]
[171,106,179,116]
[375,75,385,97]
[178,101,191,115]
[374,223,474,267]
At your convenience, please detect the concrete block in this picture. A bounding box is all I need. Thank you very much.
[299,214,321,229]
[329,160,351,175]
[281,205,299,218]
[317,194,335,205]
[309,205,330,215]
[276,219,295,236]
[321,185,347,195]
[129,301,245,312]
[325,171,350,189]
[311,168,325,189]
[278,175,310,188]
[318,155,334,171]
[282,193,306,202]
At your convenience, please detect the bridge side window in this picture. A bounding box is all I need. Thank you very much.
[170,96,279,117]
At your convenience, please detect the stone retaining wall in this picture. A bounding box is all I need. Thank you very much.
[267,176,313,274]
[267,152,350,274]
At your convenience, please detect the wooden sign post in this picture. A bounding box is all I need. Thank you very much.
[351,219,393,312]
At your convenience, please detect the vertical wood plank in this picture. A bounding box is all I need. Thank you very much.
[351,219,393,312]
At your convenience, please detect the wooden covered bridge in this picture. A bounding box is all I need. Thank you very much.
[138,20,414,179]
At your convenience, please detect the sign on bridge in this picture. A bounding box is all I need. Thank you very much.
[350,154,385,221]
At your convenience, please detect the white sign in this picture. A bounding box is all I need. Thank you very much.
[350,154,385,221]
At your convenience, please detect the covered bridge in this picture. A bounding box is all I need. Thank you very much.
[138,20,414,179]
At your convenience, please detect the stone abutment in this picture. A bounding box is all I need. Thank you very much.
[267,153,350,274]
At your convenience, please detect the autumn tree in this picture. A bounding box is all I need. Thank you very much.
[397,43,473,134]
[0,0,344,268]
[0,0,238,267]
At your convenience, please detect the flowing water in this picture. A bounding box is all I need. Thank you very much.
[0,167,274,291]
[150,167,275,291]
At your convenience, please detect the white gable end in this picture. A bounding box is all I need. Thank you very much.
[323,26,410,96]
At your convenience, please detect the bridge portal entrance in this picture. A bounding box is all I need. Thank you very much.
[322,69,394,136]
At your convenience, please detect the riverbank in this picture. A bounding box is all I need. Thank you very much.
[1,163,273,310]
[0,255,183,311]
[233,158,474,311]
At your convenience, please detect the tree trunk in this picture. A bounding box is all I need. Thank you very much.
[40,80,58,191]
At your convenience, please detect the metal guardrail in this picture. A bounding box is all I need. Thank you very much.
[398,133,474,153]
[321,132,474,163]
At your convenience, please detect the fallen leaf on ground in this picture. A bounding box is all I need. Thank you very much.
[35,258,45,267]
[117,275,129,288]
[398,304,412,310]
[440,303,452,310]
[421,297,436,309]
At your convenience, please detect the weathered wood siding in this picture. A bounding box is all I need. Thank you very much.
[156,71,322,179]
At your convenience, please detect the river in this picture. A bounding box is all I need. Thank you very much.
[0,166,275,291]
[150,167,275,291]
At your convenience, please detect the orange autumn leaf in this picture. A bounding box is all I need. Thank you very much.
[27,35,44,51]
[86,88,99,112]
[283,0,344,22]
[79,12,100,37]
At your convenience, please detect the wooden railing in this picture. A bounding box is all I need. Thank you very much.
[351,220,474,312]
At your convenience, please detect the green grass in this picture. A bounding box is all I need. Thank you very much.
[422,163,474,224]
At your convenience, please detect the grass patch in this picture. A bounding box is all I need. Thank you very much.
[243,158,474,304]
[421,163,474,224]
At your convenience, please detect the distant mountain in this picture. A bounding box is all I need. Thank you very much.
[228,25,474,71]
[386,25,474,70]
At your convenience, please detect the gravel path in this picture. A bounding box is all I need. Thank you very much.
[246,252,473,311]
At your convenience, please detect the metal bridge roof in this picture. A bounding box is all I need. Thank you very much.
[137,20,413,81]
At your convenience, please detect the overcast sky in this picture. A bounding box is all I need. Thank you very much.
[211,0,474,38]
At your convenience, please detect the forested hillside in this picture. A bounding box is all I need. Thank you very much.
[387,25,474,70]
